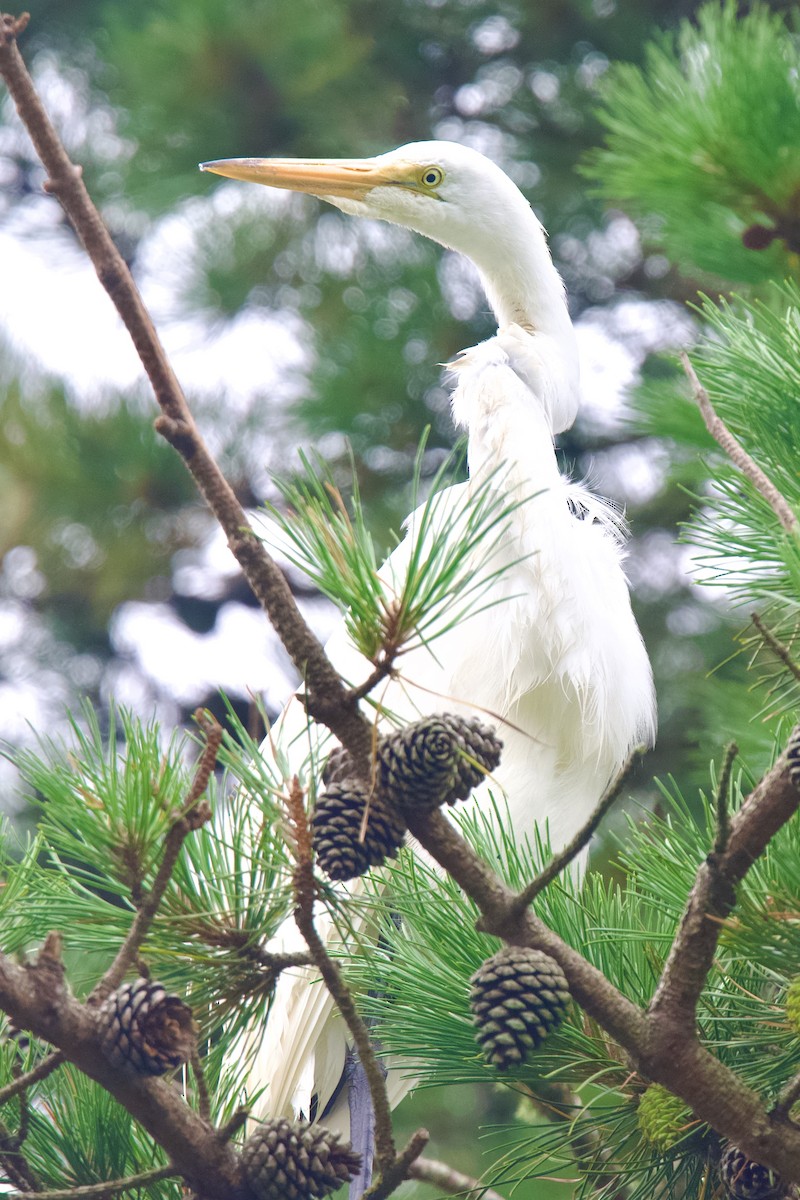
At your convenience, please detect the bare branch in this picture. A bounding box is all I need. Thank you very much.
[0,1115,39,1193]
[649,731,800,1025]
[408,1156,505,1200]
[362,1129,429,1200]
[214,1108,249,1145]
[190,1048,211,1123]
[713,742,738,857]
[7,1164,178,1200]
[772,1069,800,1120]
[751,612,800,685]
[680,352,797,535]
[509,745,644,916]
[90,710,221,1004]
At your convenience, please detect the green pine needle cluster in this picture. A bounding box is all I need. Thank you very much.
[2,705,297,1046]
[585,2,800,285]
[261,438,528,674]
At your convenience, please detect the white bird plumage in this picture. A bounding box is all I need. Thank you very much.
[201,140,656,1168]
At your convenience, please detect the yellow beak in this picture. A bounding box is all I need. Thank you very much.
[199,156,397,200]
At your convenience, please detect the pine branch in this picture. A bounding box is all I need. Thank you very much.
[772,1070,800,1120]
[408,1155,506,1200]
[649,730,800,1024]
[0,938,246,1199]
[189,1048,211,1123]
[0,12,373,770]
[362,1130,430,1200]
[6,1164,178,1200]
[214,1109,249,1145]
[509,745,644,916]
[286,778,395,1170]
[680,352,798,535]
[0,1113,40,1194]
[90,711,220,1004]
[405,732,800,1181]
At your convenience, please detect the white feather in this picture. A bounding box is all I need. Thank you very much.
[219,139,656,1142]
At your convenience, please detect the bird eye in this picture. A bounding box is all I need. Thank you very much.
[421,166,444,188]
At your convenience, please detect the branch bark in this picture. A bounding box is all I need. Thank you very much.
[3,8,800,1192]
[408,1155,505,1200]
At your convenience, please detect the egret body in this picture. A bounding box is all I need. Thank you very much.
[201,141,656,1187]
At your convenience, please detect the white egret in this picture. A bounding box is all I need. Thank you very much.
[201,141,656,1190]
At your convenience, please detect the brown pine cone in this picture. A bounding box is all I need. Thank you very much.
[242,1117,362,1199]
[97,978,194,1075]
[312,779,406,881]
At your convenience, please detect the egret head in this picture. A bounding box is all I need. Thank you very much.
[201,141,542,276]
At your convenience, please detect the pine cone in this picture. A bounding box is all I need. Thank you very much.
[242,1117,362,1200]
[786,975,800,1036]
[787,726,800,789]
[378,717,459,811]
[312,780,406,881]
[469,946,570,1070]
[438,714,503,803]
[321,745,354,786]
[719,1143,785,1200]
[97,978,194,1075]
[636,1084,693,1152]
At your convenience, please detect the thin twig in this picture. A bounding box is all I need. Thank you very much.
[286,778,396,1173]
[362,1129,429,1200]
[214,1108,249,1144]
[680,352,797,535]
[772,1069,800,1119]
[408,1155,505,1200]
[90,710,221,1004]
[0,13,373,771]
[509,746,644,917]
[0,1115,39,1193]
[751,612,800,684]
[649,728,800,1028]
[190,1048,211,1123]
[0,1052,64,1112]
[7,1164,178,1200]
[713,743,738,858]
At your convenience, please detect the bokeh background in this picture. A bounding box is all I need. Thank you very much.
[0,2,788,1190]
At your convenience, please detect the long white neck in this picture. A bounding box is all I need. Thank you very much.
[427,184,580,434]
[471,210,573,343]
[444,198,580,436]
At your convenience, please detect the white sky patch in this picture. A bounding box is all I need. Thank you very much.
[576,298,695,431]
[111,593,339,712]
[0,229,143,396]
[0,186,312,411]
